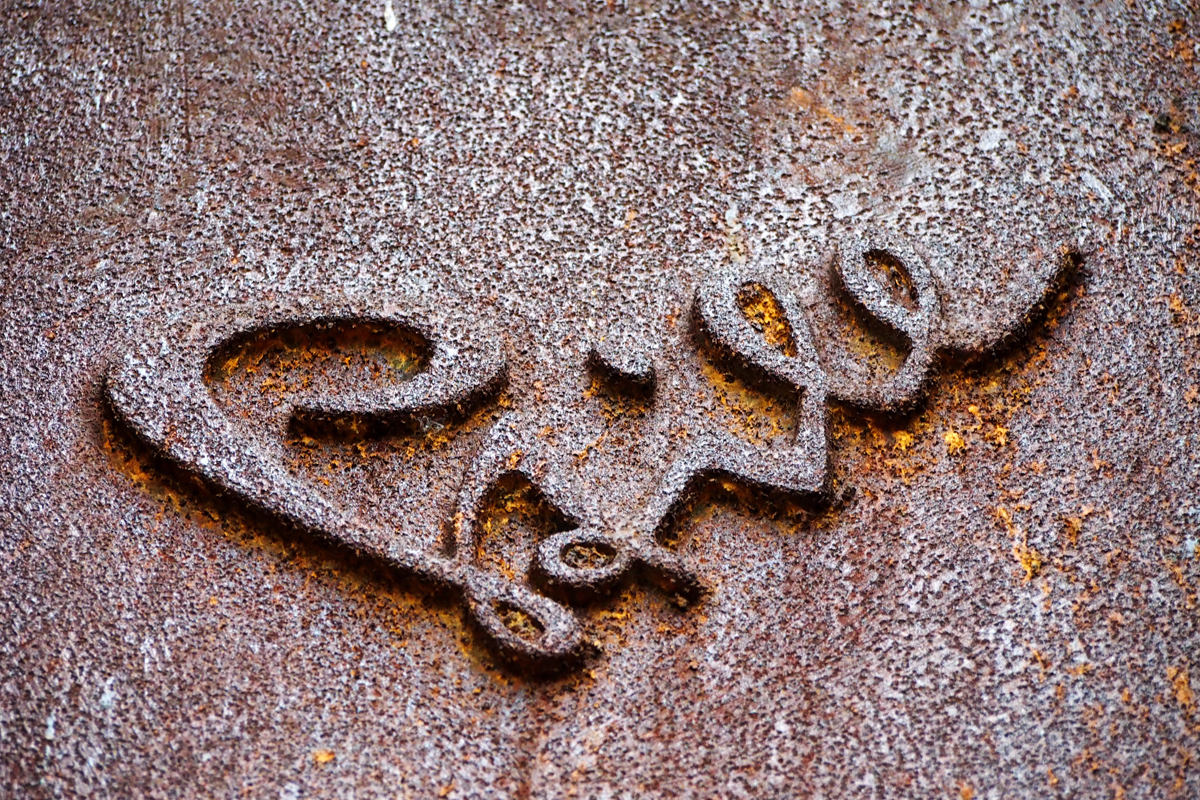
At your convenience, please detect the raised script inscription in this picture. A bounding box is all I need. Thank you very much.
[105,226,1077,671]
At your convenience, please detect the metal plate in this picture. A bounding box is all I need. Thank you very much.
[2,1,1198,797]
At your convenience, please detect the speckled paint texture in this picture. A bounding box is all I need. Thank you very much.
[1,1,1198,797]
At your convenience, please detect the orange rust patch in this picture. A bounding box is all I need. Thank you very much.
[736,282,798,357]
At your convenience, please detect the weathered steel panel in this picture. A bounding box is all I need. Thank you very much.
[1,1,1197,797]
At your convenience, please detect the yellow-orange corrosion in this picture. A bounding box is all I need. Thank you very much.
[736,282,798,357]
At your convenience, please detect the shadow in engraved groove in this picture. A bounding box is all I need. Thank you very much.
[692,287,804,448]
[205,318,431,386]
[585,352,655,420]
[471,472,578,578]
[204,318,440,438]
[654,470,825,555]
[810,268,912,383]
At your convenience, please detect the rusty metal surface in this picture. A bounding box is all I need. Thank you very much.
[1,1,1198,797]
